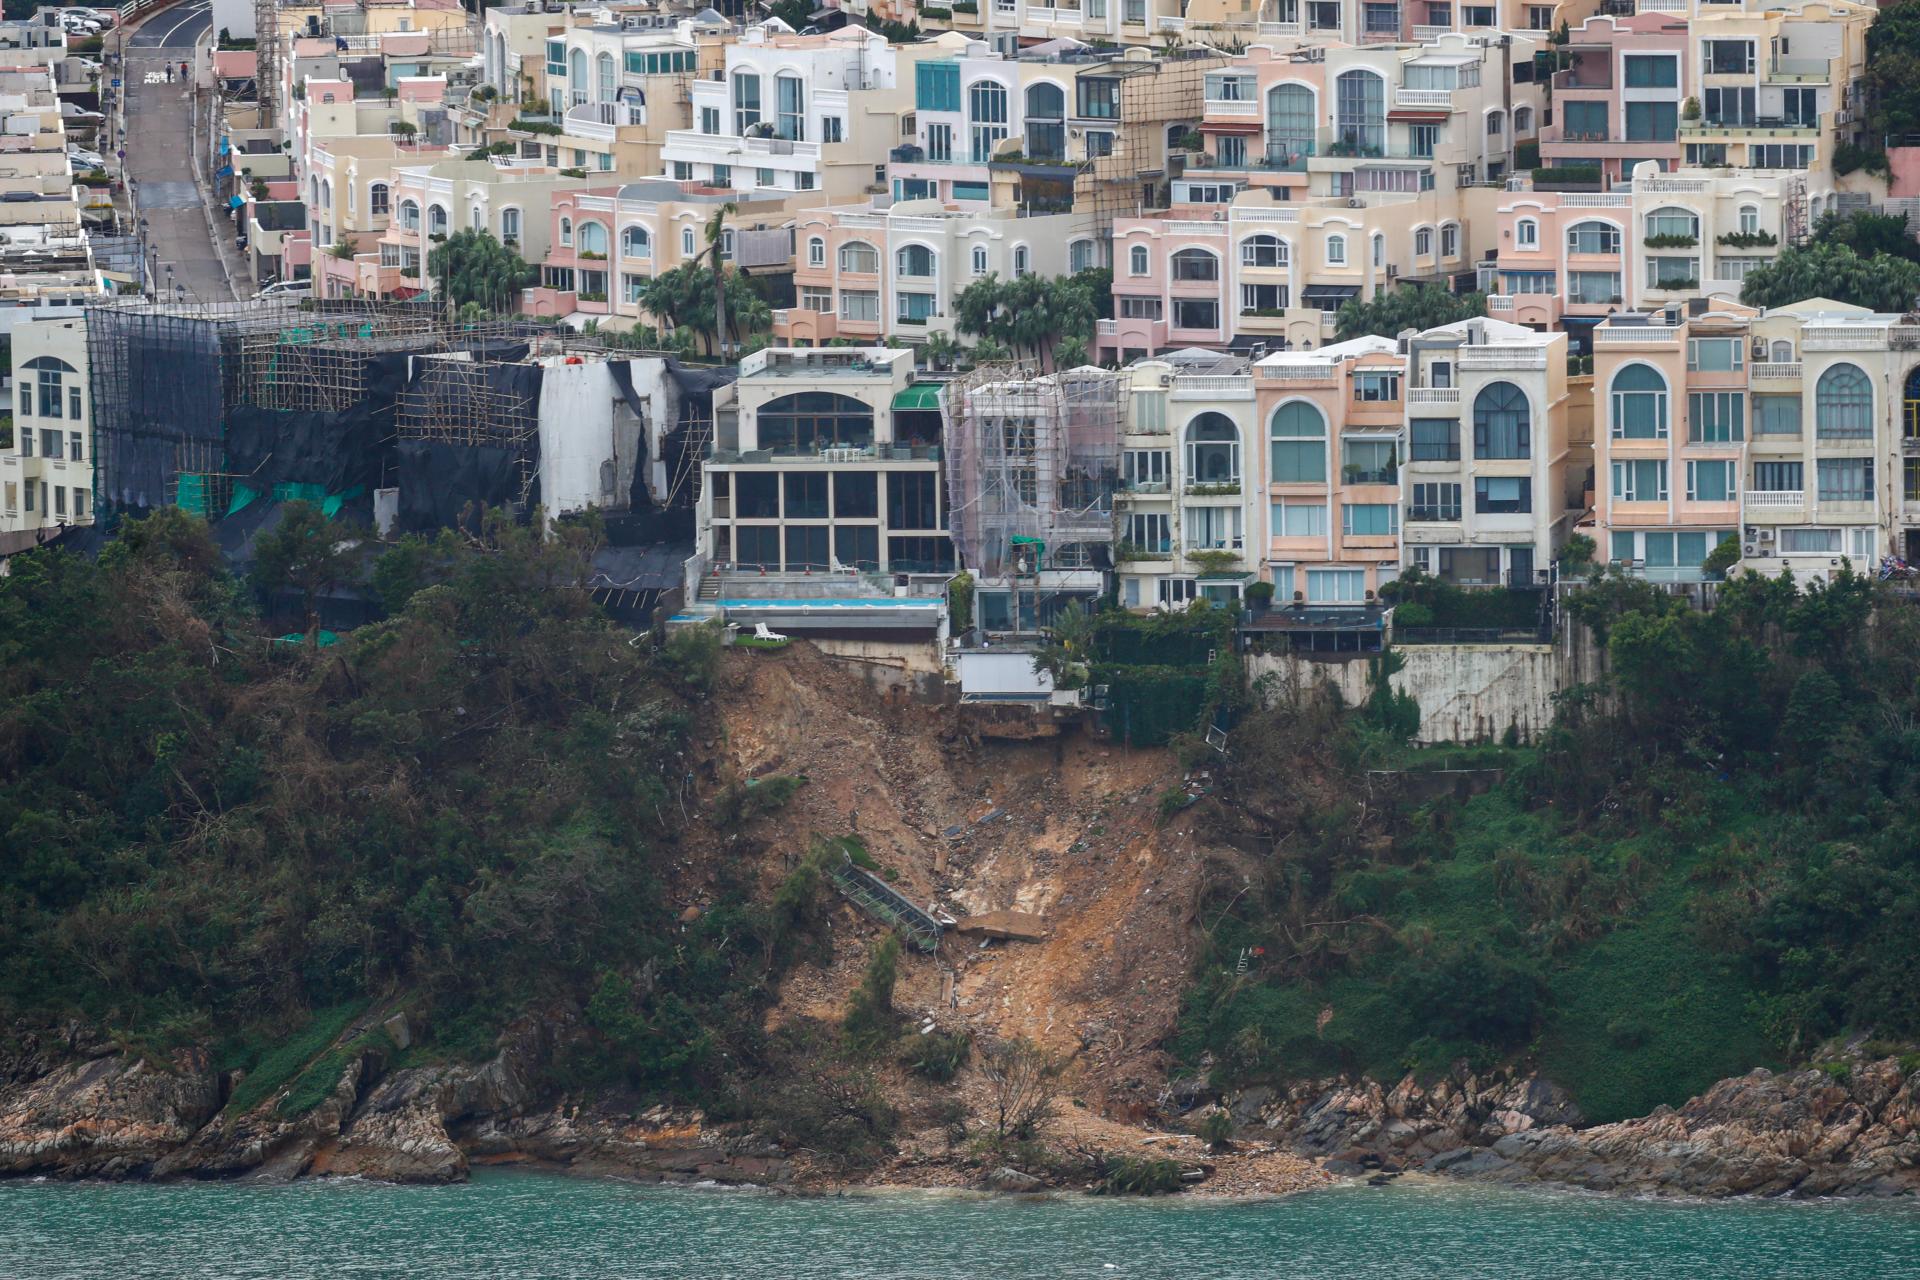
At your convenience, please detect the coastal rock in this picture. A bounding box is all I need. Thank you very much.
[0,1048,220,1178]
[987,1166,1045,1193]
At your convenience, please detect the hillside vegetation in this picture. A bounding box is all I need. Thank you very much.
[0,508,806,1098]
[1177,569,1920,1122]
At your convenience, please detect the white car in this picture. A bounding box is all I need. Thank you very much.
[257,279,312,299]
[67,149,103,169]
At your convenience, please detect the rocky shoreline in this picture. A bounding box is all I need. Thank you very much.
[3,1021,1915,1199]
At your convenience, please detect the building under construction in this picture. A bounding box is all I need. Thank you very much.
[85,297,727,547]
[942,363,1124,631]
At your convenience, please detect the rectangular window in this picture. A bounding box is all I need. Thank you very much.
[1610,459,1668,502]
[1780,527,1840,554]
[1687,391,1744,442]
[1568,271,1623,305]
[1306,568,1366,603]
[1752,461,1803,492]
[1410,418,1459,461]
[915,62,960,113]
[1476,475,1533,513]
[839,290,879,322]
[1342,439,1398,485]
[1119,297,1164,320]
[1133,391,1167,431]
[1171,298,1219,330]
[1686,459,1735,502]
[1561,100,1608,140]
[926,122,952,161]
[1687,338,1743,372]
[40,429,59,457]
[1184,505,1243,550]
[1353,372,1400,403]
[1274,501,1328,536]
[1125,512,1171,553]
[1753,395,1801,436]
[1077,78,1120,120]
[1410,482,1461,520]
[1623,55,1678,88]
[799,285,834,311]
[1271,438,1326,484]
[1206,73,1254,101]
[624,273,650,304]
[1342,502,1398,536]
[1624,101,1678,143]
[1123,449,1170,489]
[1816,457,1872,502]
[68,432,81,461]
[1240,283,1288,313]
[1409,124,1439,159]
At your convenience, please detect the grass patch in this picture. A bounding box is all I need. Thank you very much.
[221,1003,365,1117]
[277,1028,395,1118]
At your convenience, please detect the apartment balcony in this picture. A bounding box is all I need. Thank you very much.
[1411,23,1451,40]
[1551,67,1613,93]
[1802,325,1890,351]
[1172,374,1253,399]
[1394,88,1454,109]
[1183,481,1242,497]
[1204,98,1260,119]
[1459,347,1547,370]
[1258,20,1302,36]
[1765,58,1830,84]
[1594,325,1681,346]
[1744,490,1803,511]
[1750,361,1802,382]
[1407,387,1461,407]
[1679,120,1817,140]
[1258,364,1338,387]
[564,101,645,144]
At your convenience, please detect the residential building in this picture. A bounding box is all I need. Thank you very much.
[661,26,934,205]
[1,313,93,546]
[1114,351,1264,609]
[530,179,803,323]
[696,346,954,575]
[776,198,1097,345]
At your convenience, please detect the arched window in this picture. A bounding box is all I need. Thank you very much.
[1013,244,1030,276]
[682,226,696,256]
[1171,247,1219,281]
[1266,83,1314,163]
[804,235,823,267]
[309,175,320,207]
[1769,338,1794,363]
[1485,109,1504,138]
[896,244,936,278]
[1608,365,1667,441]
[1241,234,1287,268]
[1738,205,1760,236]
[1516,218,1538,250]
[500,207,521,243]
[624,225,652,258]
[469,204,484,231]
[1816,362,1872,439]
[971,244,988,275]
[1414,227,1433,257]
[1070,240,1096,273]
[319,178,331,210]
[596,51,615,103]
[568,48,587,103]
[1645,206,1699,242]
[1371,232,1384,268]
[559,216,573,247]
[24,355,76,420]
[1325,233,1347,266]
[1334,70,1384,153]
[398,199,420,230]
[1441,223,1459,259]
[577,221,608,256]
[427,205,448,236]
[1514,105,1533,133]
[369,182,390,218]
[1269,401,1326,483]
[1185,412,1240,485]
[347,182,355,215]
[967,80,1008,161]
[1025,82,1065,160]
[757,391,875,453]
[1475,381,1532,457]
[1566,220,1620,254]
[1129,244,1149,275]
[839,240,878,273]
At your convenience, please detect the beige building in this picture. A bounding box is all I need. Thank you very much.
[2,313,93,546]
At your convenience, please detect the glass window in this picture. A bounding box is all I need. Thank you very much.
[1473,382,1531,458]
[1171,248,1219,282]
[776,74,805,141]
[1566,221,1620,255]
[1134,391,1167,431]
[1410,418,1459,461]
[1266,83,1315,162]
[733,71,761,134]
[1623,55,1678,88]
[1816,457,1873,502]
[1610,459,1668,502]
[1475,475,1532,513]
[1342,439,1397,484]
[916,62,960,112]
[1610,364,1668,439]
[1172,298,1219,330]
[1335,70,1385,153]
[1687,459,1735,502]
[1756,398,1800,440]
[1687,391,1744,442]
[897,244,936,278]
[1185,412,1240,484]
[1270,402,1327,483]
[838,241,879,273]
[1353,372,1400,403]
[1342,502,1398,535]
[1686,337,1741,371]
[1815,363,1872,438]
[1410,482,1461,520]
[1752,461,1803,492]
[1129,244,1149,275]
[1274,501,1327,536]
[756,392,875,453]
[1646,208,1699,242]
[1561,100,1608,140]
[1326,234,1347,265]
[1241,235,1287,268]
[1624,101,1678,143]
[1307,568,1366,603]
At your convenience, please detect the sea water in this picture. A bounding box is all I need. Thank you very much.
[2,1170,1918,1279]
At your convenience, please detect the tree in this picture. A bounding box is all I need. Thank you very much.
[1811,210,1920,265]
[979,1037,1060,1141]
[841,933,901,1054]
[1334,285,1486,341]
[426,229,535,316]
[638,262,770,357]
[1739,241,1920,312]
[953,274,1099,369]
[768,0,812,28]
[1865,1,1920,140]
[250,500,355,629]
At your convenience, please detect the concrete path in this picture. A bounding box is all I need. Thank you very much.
[118,0,240,303]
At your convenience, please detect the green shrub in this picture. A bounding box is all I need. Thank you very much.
[1096,1156,1185,1195]
[711,774,806,828]
[222,1003,365,1116]
[1197,1107,1234,1149]
[902,1029,971,1083]
[842,934,902,1055]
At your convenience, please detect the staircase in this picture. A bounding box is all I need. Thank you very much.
[828,855,944,953]
[697,575,722,602]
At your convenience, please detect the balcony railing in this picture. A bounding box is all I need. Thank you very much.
[1407,505,1462,522]
[1459,348,1548,369]
[1679,120,1817,139]
[1751,362,1802,380]
[1594,326,1681,344]
[1204,98,1260,118]
[1744,490,1803,508]
[1395,88,1453,108]
[1408,387,1461,406]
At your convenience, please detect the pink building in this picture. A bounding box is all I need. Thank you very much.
[1488,191,1630,344]
[1538,15,1689,189]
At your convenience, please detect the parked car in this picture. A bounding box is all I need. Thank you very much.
[67,148,103,169]
[257,279,312,298]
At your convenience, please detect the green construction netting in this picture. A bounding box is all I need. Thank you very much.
[228,484,260,516]
[177,473,214,518]
[273,630,340,647]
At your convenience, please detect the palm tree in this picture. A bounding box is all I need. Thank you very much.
[703,200,738,358]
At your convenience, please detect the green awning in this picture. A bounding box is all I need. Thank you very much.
[892,383,944,411]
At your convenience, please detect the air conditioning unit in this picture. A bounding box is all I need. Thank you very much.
[1386,264,1399,278]
[1743,543,1757,556]
[1758,528,1775,542]
[1159,374,1174,386]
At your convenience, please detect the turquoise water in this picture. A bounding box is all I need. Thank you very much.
[4,1171,1919,1279]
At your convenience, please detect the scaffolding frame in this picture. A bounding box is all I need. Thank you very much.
[942,363,1125,579]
